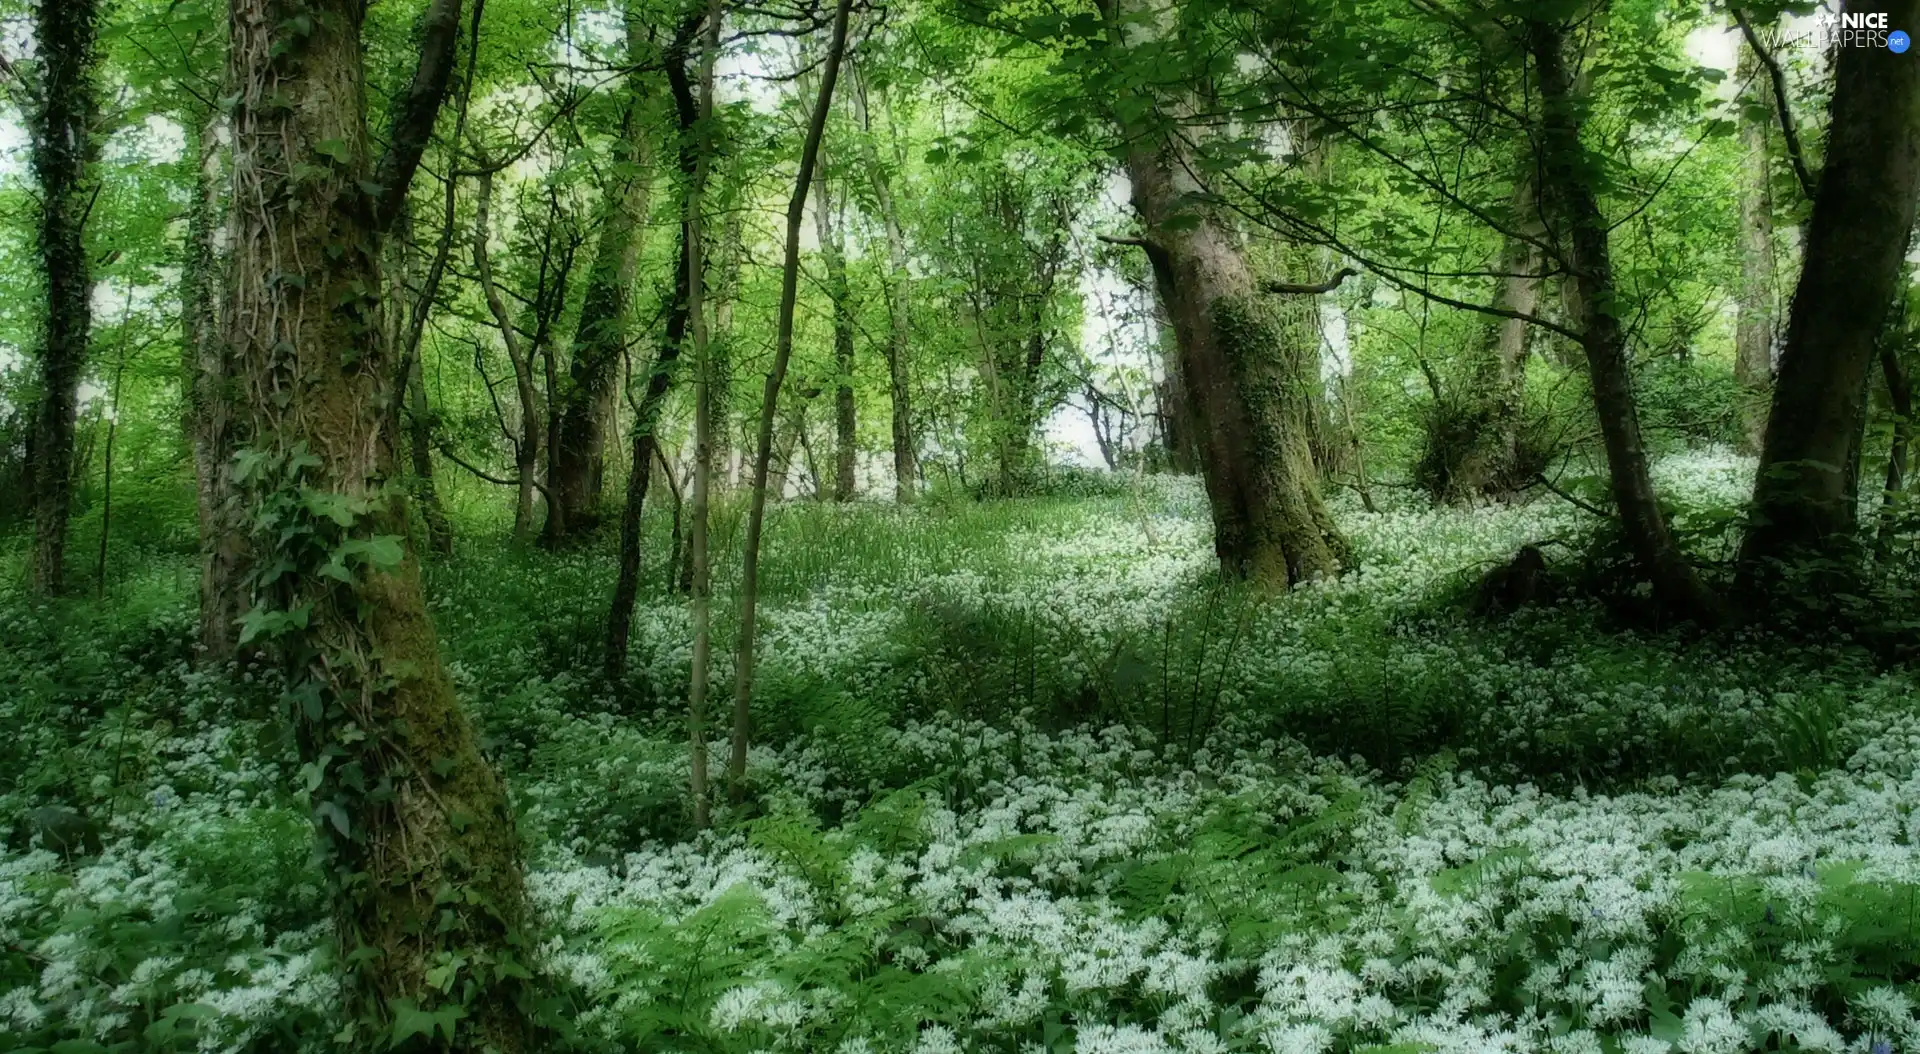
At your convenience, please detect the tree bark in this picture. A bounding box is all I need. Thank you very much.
[1737,0,1920,592]
[1529,16,1721,623]
[1734,38,1777,454]
[851,64,918,503]
[685,0,723,830]
[1097,0,1342,590]
[730,0,852,798]
[185,113,248,658]
[474,170,544,542]
[1877,339,1915,561]
[815,167,859,501]
[546,8,653,543]
[223,0,535,1047]
[25,0,100,597]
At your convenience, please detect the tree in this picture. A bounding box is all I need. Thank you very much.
[546,5,654,544]
[1738,0,1920,594]
[474,168,546,542]
[1092,0,1344,590]
[1527,12,1722,623]
[815,165,859,501]
[850,61,919,502]
[1733,34,1776,453]
[24,0,101,596]
[729,0,855,797]
[221,0,536,1044]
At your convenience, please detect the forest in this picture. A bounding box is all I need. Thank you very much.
[2,0,1920,1049]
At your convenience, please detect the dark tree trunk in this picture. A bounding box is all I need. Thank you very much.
[1734,40,1776,454]
[185,114,247,658]
[25,0,100,597]
[1529,16,1722,622]
[407,346,453,555]
[851,65,918,503]
[1737,0,1920,593]
[815,168,858,501]
[547,10,652,543]
[223,0,535,1048]
[1877,339,1915,560]
[607,21,701,678]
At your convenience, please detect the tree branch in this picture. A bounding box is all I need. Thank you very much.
[372,0,468,235]
[1734,9,1817,201]
[1263,267,1358,295]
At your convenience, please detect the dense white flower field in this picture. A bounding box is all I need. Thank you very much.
[4,450,1918,1052]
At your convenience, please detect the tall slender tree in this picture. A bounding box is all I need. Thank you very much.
[1734,37,1777,454]
[24,0,101,596]
[850,61,919,502]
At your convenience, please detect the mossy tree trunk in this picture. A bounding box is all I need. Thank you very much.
[546,6,653,544]
[1737,0,1920,594]
[224,0,536,1047]
[25,0,100,597]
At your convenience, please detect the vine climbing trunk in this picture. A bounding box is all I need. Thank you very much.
[1096,0,1342,590]
[1529,16,1722,623]
[1737,0,1920,595]
[851,63,917,503]
[546,6,653,544]
[223,0,536,1047]
[24,0,100,597]
[730,0,854,798]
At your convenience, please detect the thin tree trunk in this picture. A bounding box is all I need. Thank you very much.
[1738,0,1920,593]
[185,113,247,658]
[851,65,917,503]
[730,0,852,797]
[408,346,453,555]
[25,0,100,597]
[474,170,543,542]
[685,0,723,830]
[1529,16,1722,623]
[1877,341,1915,561]
[547,8,653,543]
[1735,39,1777,454]
[711,206,744,486]
[95,308,129,597]
[606,18,702,677]
[223,0,534,1047]
[814,167,858,501]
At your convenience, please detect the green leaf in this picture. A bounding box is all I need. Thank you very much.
[316,138,352,164]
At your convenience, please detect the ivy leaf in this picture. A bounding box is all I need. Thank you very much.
[316,138,352,164]
[317,800,351,839]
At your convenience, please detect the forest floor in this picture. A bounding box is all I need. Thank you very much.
[4,448,1920,1053]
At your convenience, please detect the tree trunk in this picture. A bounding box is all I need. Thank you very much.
[851,65,918,503]
[1734,40,1777,455]
[1877,339,1915,560]
[223,0,535,1047]
[474,170,543,543]
[25,0,100,597]
[731,0,852,798]
[815,168,859,501]
[606,18,702,678]
[684,0,723,831]
[546,9,653,543]
[1098,0,1341,589]
[407,345,453,555]
[1529,16,1721,622]
[1737,0,1920,593]
[185,113,247,658]
[1423,172,1541,501]
[710,207,744,486]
